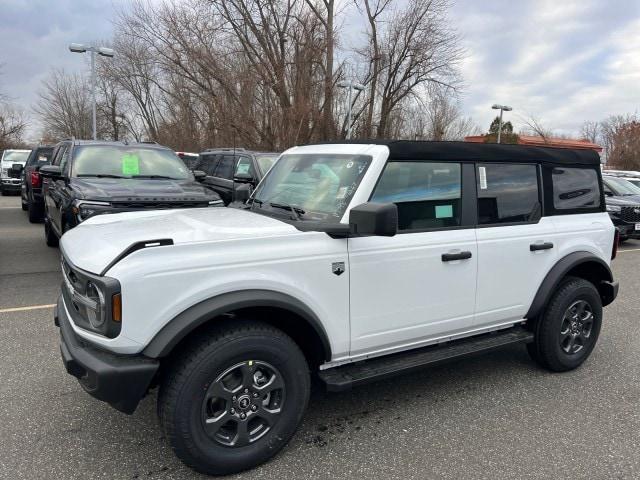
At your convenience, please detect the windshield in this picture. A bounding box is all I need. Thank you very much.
[256,155,279,175]
[605,177,640,195]
[2,150,31,164]
[73,146,191,179]
[251,153,372,221]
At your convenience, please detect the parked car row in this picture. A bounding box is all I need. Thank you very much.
[6,139,282,249]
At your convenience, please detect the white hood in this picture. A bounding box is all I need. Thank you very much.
[60,207,299,274]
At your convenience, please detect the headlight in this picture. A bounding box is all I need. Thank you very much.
[84,281,105,328]
[208,199,224,207]
[73,200,112,221]
[606,204,621,213]
[0,168,7,177]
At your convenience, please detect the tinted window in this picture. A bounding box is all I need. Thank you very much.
[72,146,190,179]
[553,168,601,209]
[215,155,235,180]
[59,146,71,175]
[28,148,53,166]
[197,154,219,176]
[477,163,539,225]
[372,162,461,231]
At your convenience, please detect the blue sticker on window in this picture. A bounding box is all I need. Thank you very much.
[435,205,453,218]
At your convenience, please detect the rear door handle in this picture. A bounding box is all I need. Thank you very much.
[530,242,554,251]
[441,251,473,262]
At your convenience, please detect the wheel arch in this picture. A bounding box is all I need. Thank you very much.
[142,289,332,365]
[526,251,616,320]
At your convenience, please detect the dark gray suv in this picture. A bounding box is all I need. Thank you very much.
[195,148,279,205]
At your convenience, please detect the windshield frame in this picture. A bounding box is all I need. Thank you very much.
[70,145,193,180]
[250,153,373,222]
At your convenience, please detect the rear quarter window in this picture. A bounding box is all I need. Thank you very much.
[546,166,602,213]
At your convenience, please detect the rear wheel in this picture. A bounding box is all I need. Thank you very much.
[527,277,602,372]
[21,196,28,210]
[158,319,310,475]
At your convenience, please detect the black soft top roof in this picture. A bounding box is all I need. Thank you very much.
[318,140,601,166]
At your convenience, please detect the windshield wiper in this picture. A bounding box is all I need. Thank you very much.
[268,202,306,220]
[131,175,177,180]
[77,174,126,179]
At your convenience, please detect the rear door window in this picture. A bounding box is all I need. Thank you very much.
[198,154,220,176]
[476,163,540,225]
[371,161,462,231]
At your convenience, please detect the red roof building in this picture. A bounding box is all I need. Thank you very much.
[464,134,603,153]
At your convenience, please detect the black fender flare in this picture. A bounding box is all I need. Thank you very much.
[142,289,332,361]
[526,251,616,320]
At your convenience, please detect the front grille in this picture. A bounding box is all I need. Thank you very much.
[620,206,640,223]
[111,201,209,210]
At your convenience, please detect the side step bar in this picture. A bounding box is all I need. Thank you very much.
[320,327,534,392]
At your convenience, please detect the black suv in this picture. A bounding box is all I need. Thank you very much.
[40,140,223,247]
[602,175,640,241]
[20,145,54,222]
[195,148,279,204]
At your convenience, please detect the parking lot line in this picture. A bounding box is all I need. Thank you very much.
[619,248,640,253]
[0,304,56,314]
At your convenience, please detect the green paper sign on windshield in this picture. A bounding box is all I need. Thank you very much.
[122,154,140,176]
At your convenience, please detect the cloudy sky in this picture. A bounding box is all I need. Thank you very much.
[0,0,639,141]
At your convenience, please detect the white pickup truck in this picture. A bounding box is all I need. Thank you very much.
[55,140,618,475]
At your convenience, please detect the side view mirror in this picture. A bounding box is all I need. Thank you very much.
[193,170,207,182]
[10,163,24,173]
[349,202,398,237]
[233,172,255,184]
[233,183,252,203]
[39,165,63,178]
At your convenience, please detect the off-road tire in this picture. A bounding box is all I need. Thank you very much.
[158,319,310,475]
[527,276,602,372]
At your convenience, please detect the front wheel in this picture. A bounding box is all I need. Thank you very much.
[158,320,310,475]
[527,277,602,372]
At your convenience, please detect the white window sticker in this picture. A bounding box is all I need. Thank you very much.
[479,166,488,190]
[336,186,348,199]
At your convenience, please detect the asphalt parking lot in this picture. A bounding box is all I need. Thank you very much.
[2,193,640,480]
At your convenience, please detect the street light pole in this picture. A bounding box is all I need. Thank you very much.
[338,80,365,139]
[491,104,513,144]
[90,48,96,141]
[69,43,114,140]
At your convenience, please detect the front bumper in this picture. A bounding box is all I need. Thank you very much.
[1,178,22,191]
[55,296,159,414]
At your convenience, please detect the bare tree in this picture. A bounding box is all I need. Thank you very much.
[33,69,93,140]
[357,0,463,138]
[0,102,26,149]
[580,120,600,144]
[518,113,553,141]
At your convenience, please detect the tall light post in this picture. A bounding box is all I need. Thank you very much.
[491,104,512,144]
[338,80,365,139]
[69,43,114,140]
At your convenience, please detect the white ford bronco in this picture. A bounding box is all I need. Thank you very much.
[55,141,618,475]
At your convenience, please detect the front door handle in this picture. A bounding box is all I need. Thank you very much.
[441,251,473,262]
[530,242,554,251]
